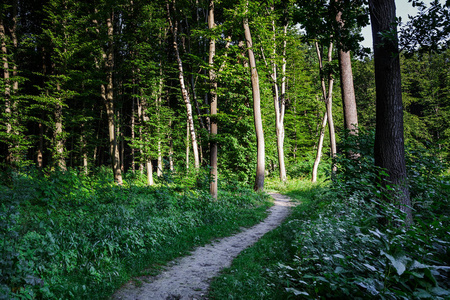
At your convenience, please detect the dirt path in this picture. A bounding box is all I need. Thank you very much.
[111,193,294,300]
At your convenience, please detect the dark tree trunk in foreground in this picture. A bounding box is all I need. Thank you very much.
[369,0,412,224]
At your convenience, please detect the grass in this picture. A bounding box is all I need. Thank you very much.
[208,179,325,299]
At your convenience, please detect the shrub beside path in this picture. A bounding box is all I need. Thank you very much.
[111,193,294,300]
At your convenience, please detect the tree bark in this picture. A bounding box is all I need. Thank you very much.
[243,3,265,192]
[335,5,358,133]
[369,0,412,224]
[311,42,336,180]
[324,44,337,169]
[157,67,164,177]
[0,9,19,166]
[54,82,66,170]
[166,0,200,169]
[338,50,358,132]
[208,0,218,199]
[104,11,123,185]
[267,8,287,183]
[137,97,144,175]
[312,111,328,182]
[1,15,12,164]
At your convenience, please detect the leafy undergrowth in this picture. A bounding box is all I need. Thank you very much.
[209,135,450,299]
[0,167,271,299]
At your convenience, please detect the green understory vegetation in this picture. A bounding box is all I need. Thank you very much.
[0,168,271,299]
[208,133,450,299]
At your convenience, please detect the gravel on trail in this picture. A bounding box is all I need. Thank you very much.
[111,193,294,300]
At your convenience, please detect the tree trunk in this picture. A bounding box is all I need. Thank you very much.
[131,95,136,173]
[104,11,123,185]
[166,0,200,169]
[141,97,154,186]
[208,0,218,199]
[157,70,164,177]
[335,5,358,133]
[54,85,66,170]
[146,160,154,186]
[186,120,190,170]
[325,44,337,170]
[243,3,265,192]
[271,17,287,183]
[38,122,44,168]
[137,97,144,175]
[1,14,13,165]
[312,42,336,179]
[80,124,88,174]
[338,50,358,132]
[369,0,412,224]
[312,111,328,182]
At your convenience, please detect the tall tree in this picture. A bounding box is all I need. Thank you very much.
[0,0,20,166]
[269,6,287,183]
[243,0,265,192]
[311,42,335,182]
[334,1,358,133]
[166,0,200,170]
[208,0,218,199]
[369,0,412,224]
[94,6,123,184]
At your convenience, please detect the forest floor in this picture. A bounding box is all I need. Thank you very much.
[111,193,294,300]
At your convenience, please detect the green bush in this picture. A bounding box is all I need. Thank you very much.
[210,130,450,299]
[0,167,271,299]
[274,130,450,299]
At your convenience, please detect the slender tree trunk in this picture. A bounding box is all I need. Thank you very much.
[141,97,154,185]
[166,0,200,169]
[10,0,18,97]
[312,111,328,182]
[1,15,13,165]
[137,97,144,175]
[118,109,124,173]
[243,3,265,192]
[131,94,136,173]
[54,83,66,170]
[38,122,44,168]
[169,119,174,173]
[325,44,337,169]
[157,70,164,177]
[369,0,412,224]
[104,11,123,185]
[146,160,154,186]
[270,14,287,182]
[312,42,336,179]
[186,120,190,170]
[80,124,88,174]
[208,0,218,199]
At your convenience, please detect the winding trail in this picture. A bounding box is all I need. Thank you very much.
[111,193,294,300]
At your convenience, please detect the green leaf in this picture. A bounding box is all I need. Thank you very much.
[413,289,433,298]
[363,263,377,272]
[381,251,407,275]
[431,286,450,296]
[285,288,309,296]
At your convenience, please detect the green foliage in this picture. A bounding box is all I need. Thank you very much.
[0,167,271,299]
[209,131,450,299]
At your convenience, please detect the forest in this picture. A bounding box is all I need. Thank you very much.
[1,0,449,299]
